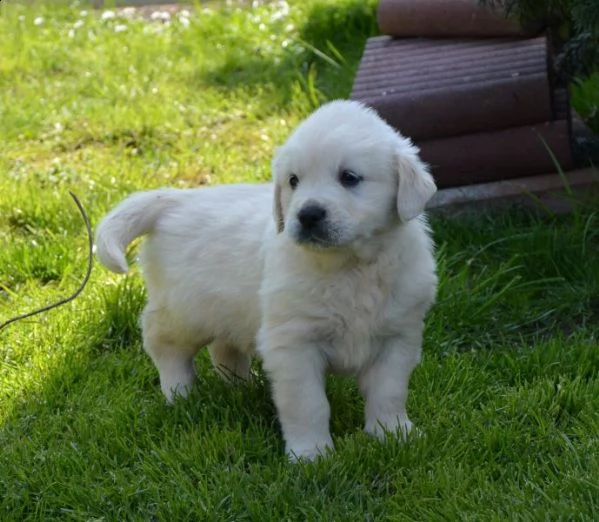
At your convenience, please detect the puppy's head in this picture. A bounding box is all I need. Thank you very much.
[272,100,436,249]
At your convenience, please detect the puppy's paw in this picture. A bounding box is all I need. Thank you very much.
[162,383,193,405]
[286,439,334,463]
[365,417,419,441]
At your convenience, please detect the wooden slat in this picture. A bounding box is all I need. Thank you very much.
[351,36,553,141]
[418,121,575,188]
[377,0,543,37]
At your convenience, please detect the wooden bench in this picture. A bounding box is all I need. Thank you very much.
[351,0,597,210]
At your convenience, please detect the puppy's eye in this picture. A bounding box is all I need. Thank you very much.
[339,169,362,188]
[289,174,299,189]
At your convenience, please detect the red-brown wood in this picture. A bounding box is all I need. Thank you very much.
[417,121,574,188]
[351,36,554,141]
[377,0,543,37]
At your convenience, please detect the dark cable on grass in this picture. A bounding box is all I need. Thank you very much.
[0,192,93,333]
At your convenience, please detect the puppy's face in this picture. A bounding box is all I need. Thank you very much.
[272,101,436,249]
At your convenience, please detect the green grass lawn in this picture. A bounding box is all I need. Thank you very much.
[1,1,599,520]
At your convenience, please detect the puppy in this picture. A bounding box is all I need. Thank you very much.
[95,100,438,461]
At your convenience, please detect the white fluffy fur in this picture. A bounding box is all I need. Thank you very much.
[95,100,438,461]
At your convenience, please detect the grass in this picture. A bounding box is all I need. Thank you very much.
[572,72,599,133]
[1,0,599,519]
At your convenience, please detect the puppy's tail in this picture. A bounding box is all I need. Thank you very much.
[95,189,182,273]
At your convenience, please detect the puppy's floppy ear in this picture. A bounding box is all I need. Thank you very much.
[272,148,287,233]
[395,141,437,222]
[273,183,285,233]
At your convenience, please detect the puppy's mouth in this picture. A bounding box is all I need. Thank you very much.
[293,224,342,249]
[291,204,347,249]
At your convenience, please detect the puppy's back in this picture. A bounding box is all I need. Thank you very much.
[138,184,275,345]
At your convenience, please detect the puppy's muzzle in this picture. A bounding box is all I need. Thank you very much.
[295,204,331,245]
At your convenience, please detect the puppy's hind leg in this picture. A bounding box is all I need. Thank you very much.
[141,306,200,403]
[208,340,251,382]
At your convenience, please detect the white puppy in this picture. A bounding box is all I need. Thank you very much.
[95,100,438,461]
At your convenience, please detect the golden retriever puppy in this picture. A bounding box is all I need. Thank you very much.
[95,100,438,461]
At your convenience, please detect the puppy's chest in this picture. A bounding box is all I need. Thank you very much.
[303,269,393,371]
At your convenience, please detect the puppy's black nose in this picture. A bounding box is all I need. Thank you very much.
[298,205,327,229]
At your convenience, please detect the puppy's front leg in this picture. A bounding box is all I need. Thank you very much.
[259,336,333,462]
[359,334,422,439]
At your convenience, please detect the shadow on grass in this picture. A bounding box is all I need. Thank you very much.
[426,201,599,352]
